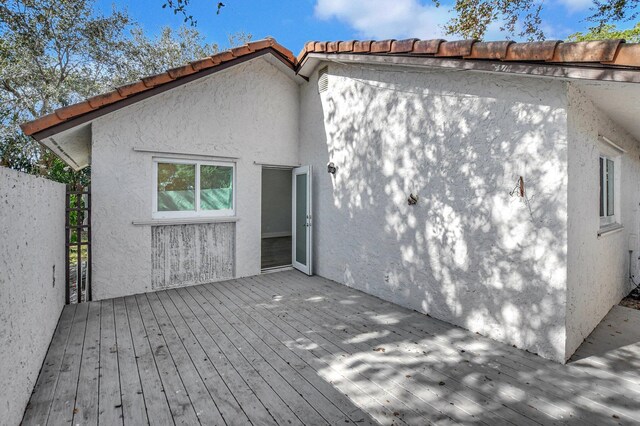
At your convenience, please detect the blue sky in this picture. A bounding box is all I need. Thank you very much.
[95,0,639,53]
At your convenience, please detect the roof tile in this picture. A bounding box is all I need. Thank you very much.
[215,51,236,63]
[338,40,356,52]
[87,91,123,109]
[20,36,640,138]
[465,41,514,59]
[247,39,275,51]
[304,41,316,52]
[55,102,93,120]
[314,42,328,53]
[190,57,217,71]
[142,72,174,88]
[604,43,640,67]
[391,39,418,53]
[353,40,373,53]
[116,81,147,97]
[549,40,623,62]
[20,112,61,135]
[413,39,445,55]
[504,41,560,61]
[167,64,197,79]
[231,45,252,57]
[327,41,340,53]
[370,40,395,53]
[436,40,476,57]
[271,41,295,62]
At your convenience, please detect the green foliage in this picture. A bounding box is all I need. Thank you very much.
[444,0,639,40]
[445,0,544,41]
[163,0,226,26]
[0,0,250,185]
[111,26,220,86]
[567,22,640,42]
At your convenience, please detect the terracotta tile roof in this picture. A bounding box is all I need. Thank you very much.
[297,38,640,67]
[20,38,295,136]
[21,37,640,137]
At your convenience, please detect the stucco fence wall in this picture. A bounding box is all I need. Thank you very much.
[0,167,66,425]
[91,57,299,300]
[566,84,640,357]
[299,63,571,362]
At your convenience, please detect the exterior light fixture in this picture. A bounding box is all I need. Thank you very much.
[327,162,337,174]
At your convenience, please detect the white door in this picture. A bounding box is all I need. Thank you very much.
[292,165,312,275]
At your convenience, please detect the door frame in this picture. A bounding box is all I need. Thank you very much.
[292,165,312,275]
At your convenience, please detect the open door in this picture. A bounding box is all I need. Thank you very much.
[292,165,312,275]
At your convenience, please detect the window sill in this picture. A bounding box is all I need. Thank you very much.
[132,217,239,226]
[597,223,623,237]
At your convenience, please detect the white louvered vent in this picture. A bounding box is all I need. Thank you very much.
[317,66,329,93]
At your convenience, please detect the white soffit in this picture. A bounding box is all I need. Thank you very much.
[41,123,91,171]
[576,80,640,143]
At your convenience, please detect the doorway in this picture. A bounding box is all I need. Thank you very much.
[261,167,293,270]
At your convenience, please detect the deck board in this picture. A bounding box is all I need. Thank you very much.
[253,273,594,424]
[23,271,640,425]
[22,304,77,425]
[113,297,149,425]
[72,301,101,425]
[47,301,89,425]
[98,299,123,425]
[124,295,174,426]
[135,293,200,425]
[179,285,304,425]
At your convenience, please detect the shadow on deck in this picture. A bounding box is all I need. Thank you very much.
[22,271,640,425]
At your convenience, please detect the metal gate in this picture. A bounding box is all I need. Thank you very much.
[65,184,91,304]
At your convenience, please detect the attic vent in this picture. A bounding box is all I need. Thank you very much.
[318,66,329,93]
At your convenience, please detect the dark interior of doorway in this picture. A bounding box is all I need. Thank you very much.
[261,168,292,270]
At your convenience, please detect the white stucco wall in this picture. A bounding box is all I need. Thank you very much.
[0,167,66,425]
[299,63,570,361]
[566,84,640,357]
[91,57,299,300]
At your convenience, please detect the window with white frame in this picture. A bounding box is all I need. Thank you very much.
[599,156,615,226]
[153,158,235,219]
[598,136,624,230]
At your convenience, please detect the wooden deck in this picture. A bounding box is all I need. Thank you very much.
[23,271,640,425]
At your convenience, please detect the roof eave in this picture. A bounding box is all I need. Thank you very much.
[26,48,298,141]
[296,52,640,84]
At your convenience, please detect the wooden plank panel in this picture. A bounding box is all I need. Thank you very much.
[124,296,174,426]
[26,272,640,426]
[98,299,123,425]
[226,278,470,425]
[245,274,547,426]
[151,223,235,290]
[154,290,251,424]
[72,302,101,425]
[145,292,226,425]
[46,302,89,425]
[197,281,377,425]
[176,286,303,426]
[134,294,200,425]
[260,274,583,422]
[268,272,639,425]
[213,279,422,426]
[294,273,640,415]
[191,284,342,425]
[22,304,77,425]
[113,298,148,425]
[164,288,278,426]
[211,279,382,424]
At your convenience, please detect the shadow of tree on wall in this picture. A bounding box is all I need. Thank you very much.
[305,63,570,361]
[244,272,638,425]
